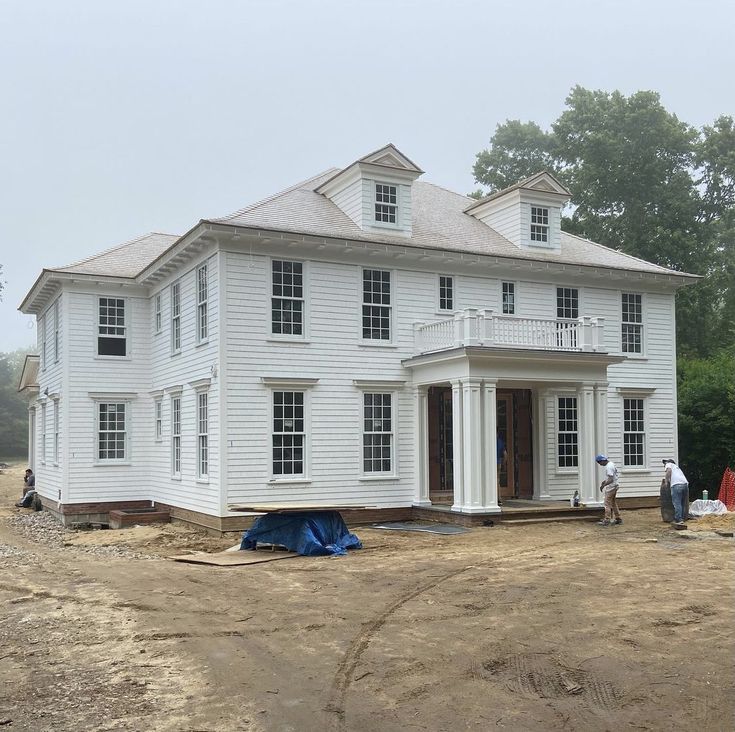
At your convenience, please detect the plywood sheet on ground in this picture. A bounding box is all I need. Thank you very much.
[170,551,299,566]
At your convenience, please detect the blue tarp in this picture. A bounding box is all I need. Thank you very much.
[239,511,362,556]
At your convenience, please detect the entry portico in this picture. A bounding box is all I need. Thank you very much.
[406,313,625,515]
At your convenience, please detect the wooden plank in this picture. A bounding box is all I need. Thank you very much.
[227,504,376,513]
[170,551,300,566]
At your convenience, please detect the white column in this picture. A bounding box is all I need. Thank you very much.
[461,378,483,511]
[414,386,431,507]
[578,382,603,507]
[450,379,464,512]
[594,383,608,461]
[534,390,552,500]
[28,407,36,471]
[480,379,501,513]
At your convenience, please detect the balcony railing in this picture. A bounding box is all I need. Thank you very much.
[413,308,606,355]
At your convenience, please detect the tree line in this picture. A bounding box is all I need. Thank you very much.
[472,86,734,493]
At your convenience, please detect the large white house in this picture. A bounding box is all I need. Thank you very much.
[19,144,697,529]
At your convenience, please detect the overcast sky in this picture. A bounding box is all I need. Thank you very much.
[1,0,733,350]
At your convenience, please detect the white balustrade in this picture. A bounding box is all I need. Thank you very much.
[413,309,607,355]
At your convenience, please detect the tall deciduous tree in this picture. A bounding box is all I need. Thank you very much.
[0,349,31,459]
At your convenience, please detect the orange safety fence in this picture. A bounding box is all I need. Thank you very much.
[718,467,735,511]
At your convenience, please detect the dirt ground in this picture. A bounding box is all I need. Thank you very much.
[1,464,733,732]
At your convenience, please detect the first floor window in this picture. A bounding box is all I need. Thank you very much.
[557,396,578,468]
[171,396,181,475]
[98,297,126,356]
[53,400,60,463]
[154,399,162,441]
[362,269,391,340]
[197,391,209,478]
[623,398,645,466]
[272,391,304,476]
[439,275,453,311]
[502,282,515,314]
[98,403,126,460]
[622,293,643,354]
[363,393,393,473]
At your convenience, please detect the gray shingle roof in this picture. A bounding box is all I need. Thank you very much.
[52,232,179,278]
[209,172,685,277]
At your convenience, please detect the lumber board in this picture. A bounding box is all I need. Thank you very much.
[227,504,375,513]
[170,550,300,566]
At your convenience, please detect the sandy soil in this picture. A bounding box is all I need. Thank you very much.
[1,463,733,731]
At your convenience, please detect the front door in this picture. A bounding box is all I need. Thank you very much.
[497,389,534,499]
[497,393,514,499]
[428,386,453,503]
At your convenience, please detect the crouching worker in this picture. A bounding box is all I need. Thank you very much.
[15,468,41,510]
[595,454,622,526]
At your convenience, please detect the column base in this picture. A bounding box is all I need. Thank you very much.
[583,500,605,509]
[412,500,433,508]
[451,505,502,515]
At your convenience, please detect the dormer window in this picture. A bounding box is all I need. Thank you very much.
[530,206,549,243]
[374,183,397,224]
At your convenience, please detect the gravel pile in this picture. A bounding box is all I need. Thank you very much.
[4,512,155,560]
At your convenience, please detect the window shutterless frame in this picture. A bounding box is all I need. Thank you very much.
[171,394,182,477]
[154,293,162,334]
[171,281,181,355]
[501,281,516,315]
[438,275,454,313]
[622,396,646,467]
[196,264,209,344]
[196,390,209,479]
[361,268,392,342]
[53,298,60,363]
[556,395,579,469]
[361,392,395,475]
[96,402,128,462]
[270,258,306,338]
[97,297,127,357]
[530,206,549,243]
[621,292,644,355]
[374,182,398,224]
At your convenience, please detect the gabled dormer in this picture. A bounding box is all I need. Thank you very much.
[464,171,571,252]
[316,144,423,237]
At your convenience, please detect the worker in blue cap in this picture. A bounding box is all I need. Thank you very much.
[595,454,621,526]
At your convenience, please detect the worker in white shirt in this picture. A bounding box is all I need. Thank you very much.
[662,459,689,525]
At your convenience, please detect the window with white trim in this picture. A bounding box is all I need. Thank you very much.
[557,396,578,468]
[374,183,397,224]
[623,398,645,466]
[154,294,162,334]
[502,282,515,315]
[622,293,643,354]
[362,269,391,340]
[154,399,162,442]
[171,281,181,354]
[439,276,453,312]
[53,399,59,464]
[271,260,303,336]
[363,393,393,473]
[197,391,209,479]
[530,206,549,243]
[41,402,47,463]
[556,287,579,349]
[171,395,181,476]
[40,316,46,370]
[98,297,126,356]
[272,391,305,477]
[53,299,60,363]
[98,403,126,461]
[197,264,209,343]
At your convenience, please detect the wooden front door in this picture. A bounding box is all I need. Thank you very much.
[428,386,453,501]
[497,393,514,499]
[497,390,534,499]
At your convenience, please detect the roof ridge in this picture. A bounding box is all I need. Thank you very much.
[51,232,179,272]
[214,168,340,222]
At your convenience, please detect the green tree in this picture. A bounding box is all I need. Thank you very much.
[0,349,32,460]
[677,349,735,496]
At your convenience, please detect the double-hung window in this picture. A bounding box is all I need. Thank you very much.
[623,398,645,467]
[154,294,162,334]
[41,402,47,463]
[197,391,209,479]
[622,293,643,354]
[53,299,60,363]
[171,281,181,354]
[171,395,181,476]
[98,297,126,356]
[272,391,305,477]
[154,399,163,442]
[557,396,578,468]
[530,206,549,243]
[98,403,126,461]
[53,399,60,464]
[40,316,46,370]
[374,183,397,224]
[363,393,393,474]
[502,282,515,315]
[438,275,453,312]
[197,265,209,343]
[556,287,579,349]
[362,269,391,341]
[271,260,304,336]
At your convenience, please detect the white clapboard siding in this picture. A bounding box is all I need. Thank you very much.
[329,177,363,227]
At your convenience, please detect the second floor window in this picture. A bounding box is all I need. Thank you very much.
[502,282,515,315]
[98,298,126,356]
[40,315,46,370]
[197,264,209,343]
[557,396,578,468]
[171,281,181,354]
[622,293,643,354]
[154,399,162,442]
[362,269,391,341]
[374,183,397,224]
[53,299,60,363]
[272,260,303,336]
[155,294,162,334]
[439,276,453,311]
[530,206,549,242]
